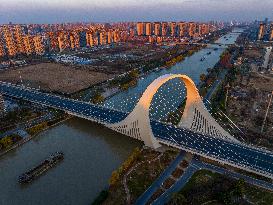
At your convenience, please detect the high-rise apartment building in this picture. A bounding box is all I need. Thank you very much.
[201,24,209,35]
[0,44,5,57]
[0,32,5,57]
[178,22,187,37]
[107,31,113,44]
[86,32,94,47]
[3,26,17,56]
[258,23,266,40]
[69,32,80,49]
[22,35,34,55]
[57,32,70,52]
[14,25,25,54]
[161,22,168,36]
[154,22,161,36]
[113,30,120,43]
[145,22,152,36]
[170,22,177,37]
[33,35,45,55]
[48,32,59,51]
[188,22,197,37]
[137,22,144,36]
[270,24,273,41]
[99,32,107,45]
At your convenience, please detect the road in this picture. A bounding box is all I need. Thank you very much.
[204,70,227,102]
[2,82,273,180]
[262,46,272,68]
[135,151,185,205]
[0,113,53,139]
[152,157,273,204]
[194,159,273,192]
[152,162,198,205]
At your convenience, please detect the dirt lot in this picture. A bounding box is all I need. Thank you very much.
[0,63,113,94]
[227,72,273,147]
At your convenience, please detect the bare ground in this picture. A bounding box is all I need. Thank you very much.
[0,63,113,94]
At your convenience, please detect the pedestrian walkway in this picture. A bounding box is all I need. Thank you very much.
[135,151,185,205]
[152,157,273,204]
[152,164,198,205]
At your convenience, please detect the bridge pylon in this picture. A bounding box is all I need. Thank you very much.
[107,74,239,148]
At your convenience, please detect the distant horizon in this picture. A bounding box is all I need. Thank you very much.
[0,0,272,24]
[0,19,261,25]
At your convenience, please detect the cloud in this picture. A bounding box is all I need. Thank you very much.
[0,0,272,23]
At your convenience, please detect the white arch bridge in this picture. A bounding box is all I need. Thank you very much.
[1,74,273,179]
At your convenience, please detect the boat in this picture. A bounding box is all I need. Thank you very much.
[200,57,205,61]
[18,152,64,184]
[207,52,211,55]
[213,48,218,51]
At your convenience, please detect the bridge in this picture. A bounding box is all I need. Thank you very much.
[1,74,273,180]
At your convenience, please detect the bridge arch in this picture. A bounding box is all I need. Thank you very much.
[106,74,238,148]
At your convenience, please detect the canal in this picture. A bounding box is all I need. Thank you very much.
[0,29,243,205]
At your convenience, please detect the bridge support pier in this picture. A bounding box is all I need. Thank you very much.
[106,103,161,149]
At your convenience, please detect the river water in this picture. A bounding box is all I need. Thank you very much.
[0,29,243,205]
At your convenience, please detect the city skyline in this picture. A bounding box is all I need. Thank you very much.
[0,0,273,203]
[0,0,272,24]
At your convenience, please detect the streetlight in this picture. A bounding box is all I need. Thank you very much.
[224,83,230,109]
[261,91,273,134]
[18,70,22,84]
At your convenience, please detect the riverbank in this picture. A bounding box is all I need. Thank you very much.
[167,169,273,205]
[87,43,205,104]
[93,27,244,204]
[91,147,179,204]
[0,115,72,158]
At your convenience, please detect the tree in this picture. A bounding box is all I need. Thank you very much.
[0,136,13,149]
[129,70,139,79]
[109,170,119,186]
[200,73,207,82]
[170,192,187,205]
[234,179,245,197]
[91,92,104,104]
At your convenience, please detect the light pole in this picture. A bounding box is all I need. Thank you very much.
[261,91,273,134]
[224,83,230,109]
[19,70,23,87]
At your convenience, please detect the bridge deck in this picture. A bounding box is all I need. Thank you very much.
[1,82,273,179]
[0,83,127,124]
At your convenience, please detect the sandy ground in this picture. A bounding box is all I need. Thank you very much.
[0,63,113,94]
[228,72,273,136]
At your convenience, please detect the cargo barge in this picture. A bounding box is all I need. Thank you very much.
[18,152,64,184]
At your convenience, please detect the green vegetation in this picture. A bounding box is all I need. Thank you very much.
[0,108,41,133]
[109,147,142,186]
[211,66,238,111]
[168,170,273,205]
[27,122,48,135]
[166,98,186,125]
[91,92,105,104]
[199,73,207,82]
[47,116,65,126]
[127,149,178,202]
[0,134,22,151]
[91,190,109,205]
[103,148,178,204]
[165,55,184,67]
[110,70,140,90]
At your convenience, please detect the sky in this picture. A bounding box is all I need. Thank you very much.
[0,0,272,24]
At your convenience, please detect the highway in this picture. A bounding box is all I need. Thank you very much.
[1,82,273,179]
[152,157,273,205]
